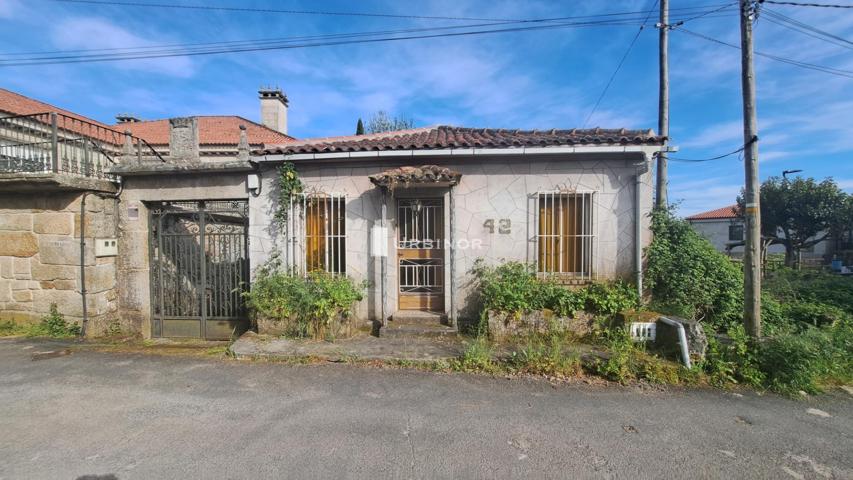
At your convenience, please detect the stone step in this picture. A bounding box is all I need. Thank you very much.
[390,310,446,324]
[380,321,457,338]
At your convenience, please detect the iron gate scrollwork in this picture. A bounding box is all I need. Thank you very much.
[149,200,250,340]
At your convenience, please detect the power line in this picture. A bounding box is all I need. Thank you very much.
[49,0,736,22]
[583,0,659,128]
[759,0,853,8]
[0,11,736,67]
[762,8,853,50]
[667,137,756,162]
[1,8,734,58]
[676,27,853,78]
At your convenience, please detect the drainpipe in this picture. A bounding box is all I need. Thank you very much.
[449,186,456,328]
[380,190,387,327]
[634,157,650,300]
[79,177,123,337]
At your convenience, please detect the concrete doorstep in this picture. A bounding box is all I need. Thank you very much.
[229,331,466,362]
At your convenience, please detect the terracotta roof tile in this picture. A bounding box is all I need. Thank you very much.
[116,116,295,146]
[0,87,112,128]
[257,126,664,155]
[686,204,740,220]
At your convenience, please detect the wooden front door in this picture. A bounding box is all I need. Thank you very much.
[397,198,444,311]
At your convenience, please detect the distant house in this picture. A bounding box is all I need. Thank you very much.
[686,204,830,260]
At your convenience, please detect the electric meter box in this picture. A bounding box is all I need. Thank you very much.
[95,238,119,257]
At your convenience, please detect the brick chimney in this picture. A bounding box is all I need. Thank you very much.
[168,117,199,161]
[259,87,288,135]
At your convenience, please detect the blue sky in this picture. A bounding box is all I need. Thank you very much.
[1,0,851,215]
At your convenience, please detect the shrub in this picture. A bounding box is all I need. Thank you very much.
[758,323,853,394]
[29,304,82,338]
[588,328,685,384]
[507,332,582,378]
[471,259,638,319]
[645,208,743,327]
[244,265,364,339]
[451,337,497,373]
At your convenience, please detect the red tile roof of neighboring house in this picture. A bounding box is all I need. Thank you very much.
[115,116,294,146]
[0,87,113,128]
[257,126,664,155]
[686,204,740,220]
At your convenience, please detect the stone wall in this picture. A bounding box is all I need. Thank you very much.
[0,192,119,333]
[249,153,653,325]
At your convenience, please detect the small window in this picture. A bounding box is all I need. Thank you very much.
[728,224,744,242]
[303,195,346,274]
[537,192,594,280]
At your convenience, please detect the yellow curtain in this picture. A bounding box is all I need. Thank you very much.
[538,196,583,274]
[306,199,326,272]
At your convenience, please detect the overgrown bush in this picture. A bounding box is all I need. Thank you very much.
[588,328,685,384]
[244,262,364,339]
[23,304,82,338]
[758,322,853,394]
[507,330,582,378]
[645,208,743,327]
[471,259,638,319]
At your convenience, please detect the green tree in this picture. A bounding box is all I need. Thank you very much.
[365,111,414,134]
[355,118,365,135]
[739,176,849,268]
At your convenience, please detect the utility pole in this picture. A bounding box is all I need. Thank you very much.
[739,0,762,338]
[655,0,669,209]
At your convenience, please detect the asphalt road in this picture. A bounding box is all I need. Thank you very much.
[0,338,851,480]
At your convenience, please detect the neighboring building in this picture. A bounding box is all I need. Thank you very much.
[1,86,666,339]
[686,204,829,260]
[0,87,292,336]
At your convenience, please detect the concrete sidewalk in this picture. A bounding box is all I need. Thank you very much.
[229,331,467,361]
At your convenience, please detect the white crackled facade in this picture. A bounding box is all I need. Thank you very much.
[250,127,663,325]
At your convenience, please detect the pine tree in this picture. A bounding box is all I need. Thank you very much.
[355,118,365,135]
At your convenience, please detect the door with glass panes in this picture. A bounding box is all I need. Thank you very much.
[397,198,444,311]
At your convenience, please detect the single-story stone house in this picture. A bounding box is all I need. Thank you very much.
[1,86,666,338]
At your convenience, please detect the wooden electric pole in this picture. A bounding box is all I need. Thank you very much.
[655,0,669,209]
[739,0,762,338]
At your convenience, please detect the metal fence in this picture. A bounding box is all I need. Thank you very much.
[0,112,161,179]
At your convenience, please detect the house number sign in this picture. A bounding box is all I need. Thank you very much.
[483,219,511,234]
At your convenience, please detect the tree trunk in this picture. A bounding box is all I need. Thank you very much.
[784,246,796,268]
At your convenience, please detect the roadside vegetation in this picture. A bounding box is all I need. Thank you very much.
[244,257,364,340]
[0,303,81,338]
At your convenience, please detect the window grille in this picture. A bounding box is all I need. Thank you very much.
[536,191,595,281]
[287,193,346,275]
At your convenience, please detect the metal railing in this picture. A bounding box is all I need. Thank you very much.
[0,111,162,180]
[535,191,596,282]
[285,192,347,275]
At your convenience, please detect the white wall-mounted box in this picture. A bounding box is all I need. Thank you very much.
[95,238,118,257]
[370,225,388,258]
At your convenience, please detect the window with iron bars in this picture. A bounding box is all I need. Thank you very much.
[289,193,346,275]
[536,191,595,281]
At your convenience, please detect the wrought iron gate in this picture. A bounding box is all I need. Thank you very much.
[149,200,250,339]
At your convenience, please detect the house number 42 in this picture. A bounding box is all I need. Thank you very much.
[484,219,511,234]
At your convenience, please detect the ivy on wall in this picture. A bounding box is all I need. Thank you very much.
[276,162,304,223]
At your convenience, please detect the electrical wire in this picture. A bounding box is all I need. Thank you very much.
[0,11,736,67]
[762,8,853,50]
[676,27,853,78]
[667,136,757,162]
[583,0,659,128]
[759,0,853,9]
[49,0,736,22]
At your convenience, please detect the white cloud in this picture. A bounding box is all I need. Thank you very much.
[50,18,196,78]
[678,120,743,149]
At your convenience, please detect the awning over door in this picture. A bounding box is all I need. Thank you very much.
[368,165,461,190]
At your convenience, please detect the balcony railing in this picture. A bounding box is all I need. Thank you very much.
[0,112,162,180]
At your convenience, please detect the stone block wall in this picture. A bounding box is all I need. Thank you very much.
[0,192,120,334]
